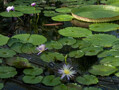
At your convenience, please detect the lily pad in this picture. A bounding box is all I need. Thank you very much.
[0,11,23,17]
[69,50,84,58]
[0,83,4,90]
[0,34,9,46]
[56,8,71,13]
[53,84,67,90]
[40,52,64,62]
[83,87,102,90]
[81,46,103,56]
[22,75,43,84]
[76,75,98,85]
[0,48,16,58]
[100,56,119,67]
[6,57,32,68]
[115,72,119,77]
[89,23,119,32]
[58,27,92,38]
[89,65,117,76]
[7,38,21,47]
[52,14,73,21]
[15,6,35,12]
[58,37,76,45]
[83,34,117,47]
[45,41,63,49]
[0,59,2,64]
[12,34,47,45]
[23,67,43,76]
[0,66,17,78]
[42,75,61,86]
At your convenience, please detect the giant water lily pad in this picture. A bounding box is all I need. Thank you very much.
[22,76,43,84]
[89,23,119,32]
[23,67,43,76]
[0,66,17,78]
[58,27,92,38]
[69,50,84,58]
[58,37,76,45]
[0,11,23,17]
[76,75,98,85]
[42,75,61,86]
[71,5,119,22]
[83,34,117,47]
[0,48,16,58]
[89,65,117,76]
[12,34,47,45]
[81,46,103,56]
[40,52,64,62]
[100,56,119,66]
[55,8,71,13]
[0,34,9,46]
[52,14,73,21]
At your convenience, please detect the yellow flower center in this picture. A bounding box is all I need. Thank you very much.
[64,69,70,74]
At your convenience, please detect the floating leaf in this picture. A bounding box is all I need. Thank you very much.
[89,65,117,76]
[69,50,84,58]
[115,72,119,77]
[7,38,21,47]
[0,48,16,58]
[100,56,119,67]
[23,67,43,76]
[81,46,103,56]
[76,75,98,85]
[44,6,56,9]
[0,59,2,64]
[0,11,23,17]
[52,14,73,21]
[0,34,9,46]
[83,87,102,90]
[12,34,47,45]
[83,34,117,47]
[58,27,92,38]
[53,84,67,90]
[46,41,63,49]
[58,37,76,45]
[89,23,119,32]
[22,75,43,84]
[0,66,17,78]
[15,6,35,12]
[56,8,71,13]
[6,57,32,68]
[0,83,4,90]
[40,52,64,62]
[42,75,61,86]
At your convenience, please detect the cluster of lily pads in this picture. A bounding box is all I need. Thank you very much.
[1,0,119,90]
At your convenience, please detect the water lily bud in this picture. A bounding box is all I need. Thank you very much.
[6,6,15,12]
[31,2,36,7]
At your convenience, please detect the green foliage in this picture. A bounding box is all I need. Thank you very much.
[83,87,102,90]
[0,59,2,64]
[69,50,84,58]
[55,8,71,13]
[0,83,4,90]
[0,34,9,46]
[42,75,61,86]
[58,27,92,38]
[0,66,17,78]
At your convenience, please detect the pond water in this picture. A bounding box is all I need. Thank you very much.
[1,0,119,90]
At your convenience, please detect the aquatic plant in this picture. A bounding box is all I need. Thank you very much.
[36,44,47,55]
[6,6,14,12]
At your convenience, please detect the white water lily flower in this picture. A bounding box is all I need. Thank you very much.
[58,64,76,80]
[6,6,14,12]
[36,44,47,55]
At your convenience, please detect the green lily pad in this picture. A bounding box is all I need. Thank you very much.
[89,65,117,76]
[15,6,35,11]
[0,66,17,78]
[52,14,73,21]
[56,8,71,13]
[23,67,43,76]
[22,10,41,14]
[43,11,60,17]
[53,84,67,90]
[112,40,119,50]
[44,6,56,9]
[0,11,23,17]
[100,56,119,67]
[0,59,2,64]
[69,50,84,58]
[76,75,98,85]
[0,83,4,90]
[40,52,64,62]
[42,75,61,86]
[45,41,63,49]
[22,75,43,84]
[81,46,103,56]
[83,34,117,47]
[7,38,21,47]
[83,87,102,90]
[58,37,76,45]
[0,34,9,46]
[115,72,119,77]
[71,40,91,49]
[6,57,32,68]
[58,27,92,38]
[12,34,47,45]
[0,48,16,58]
[89,23,119,32]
